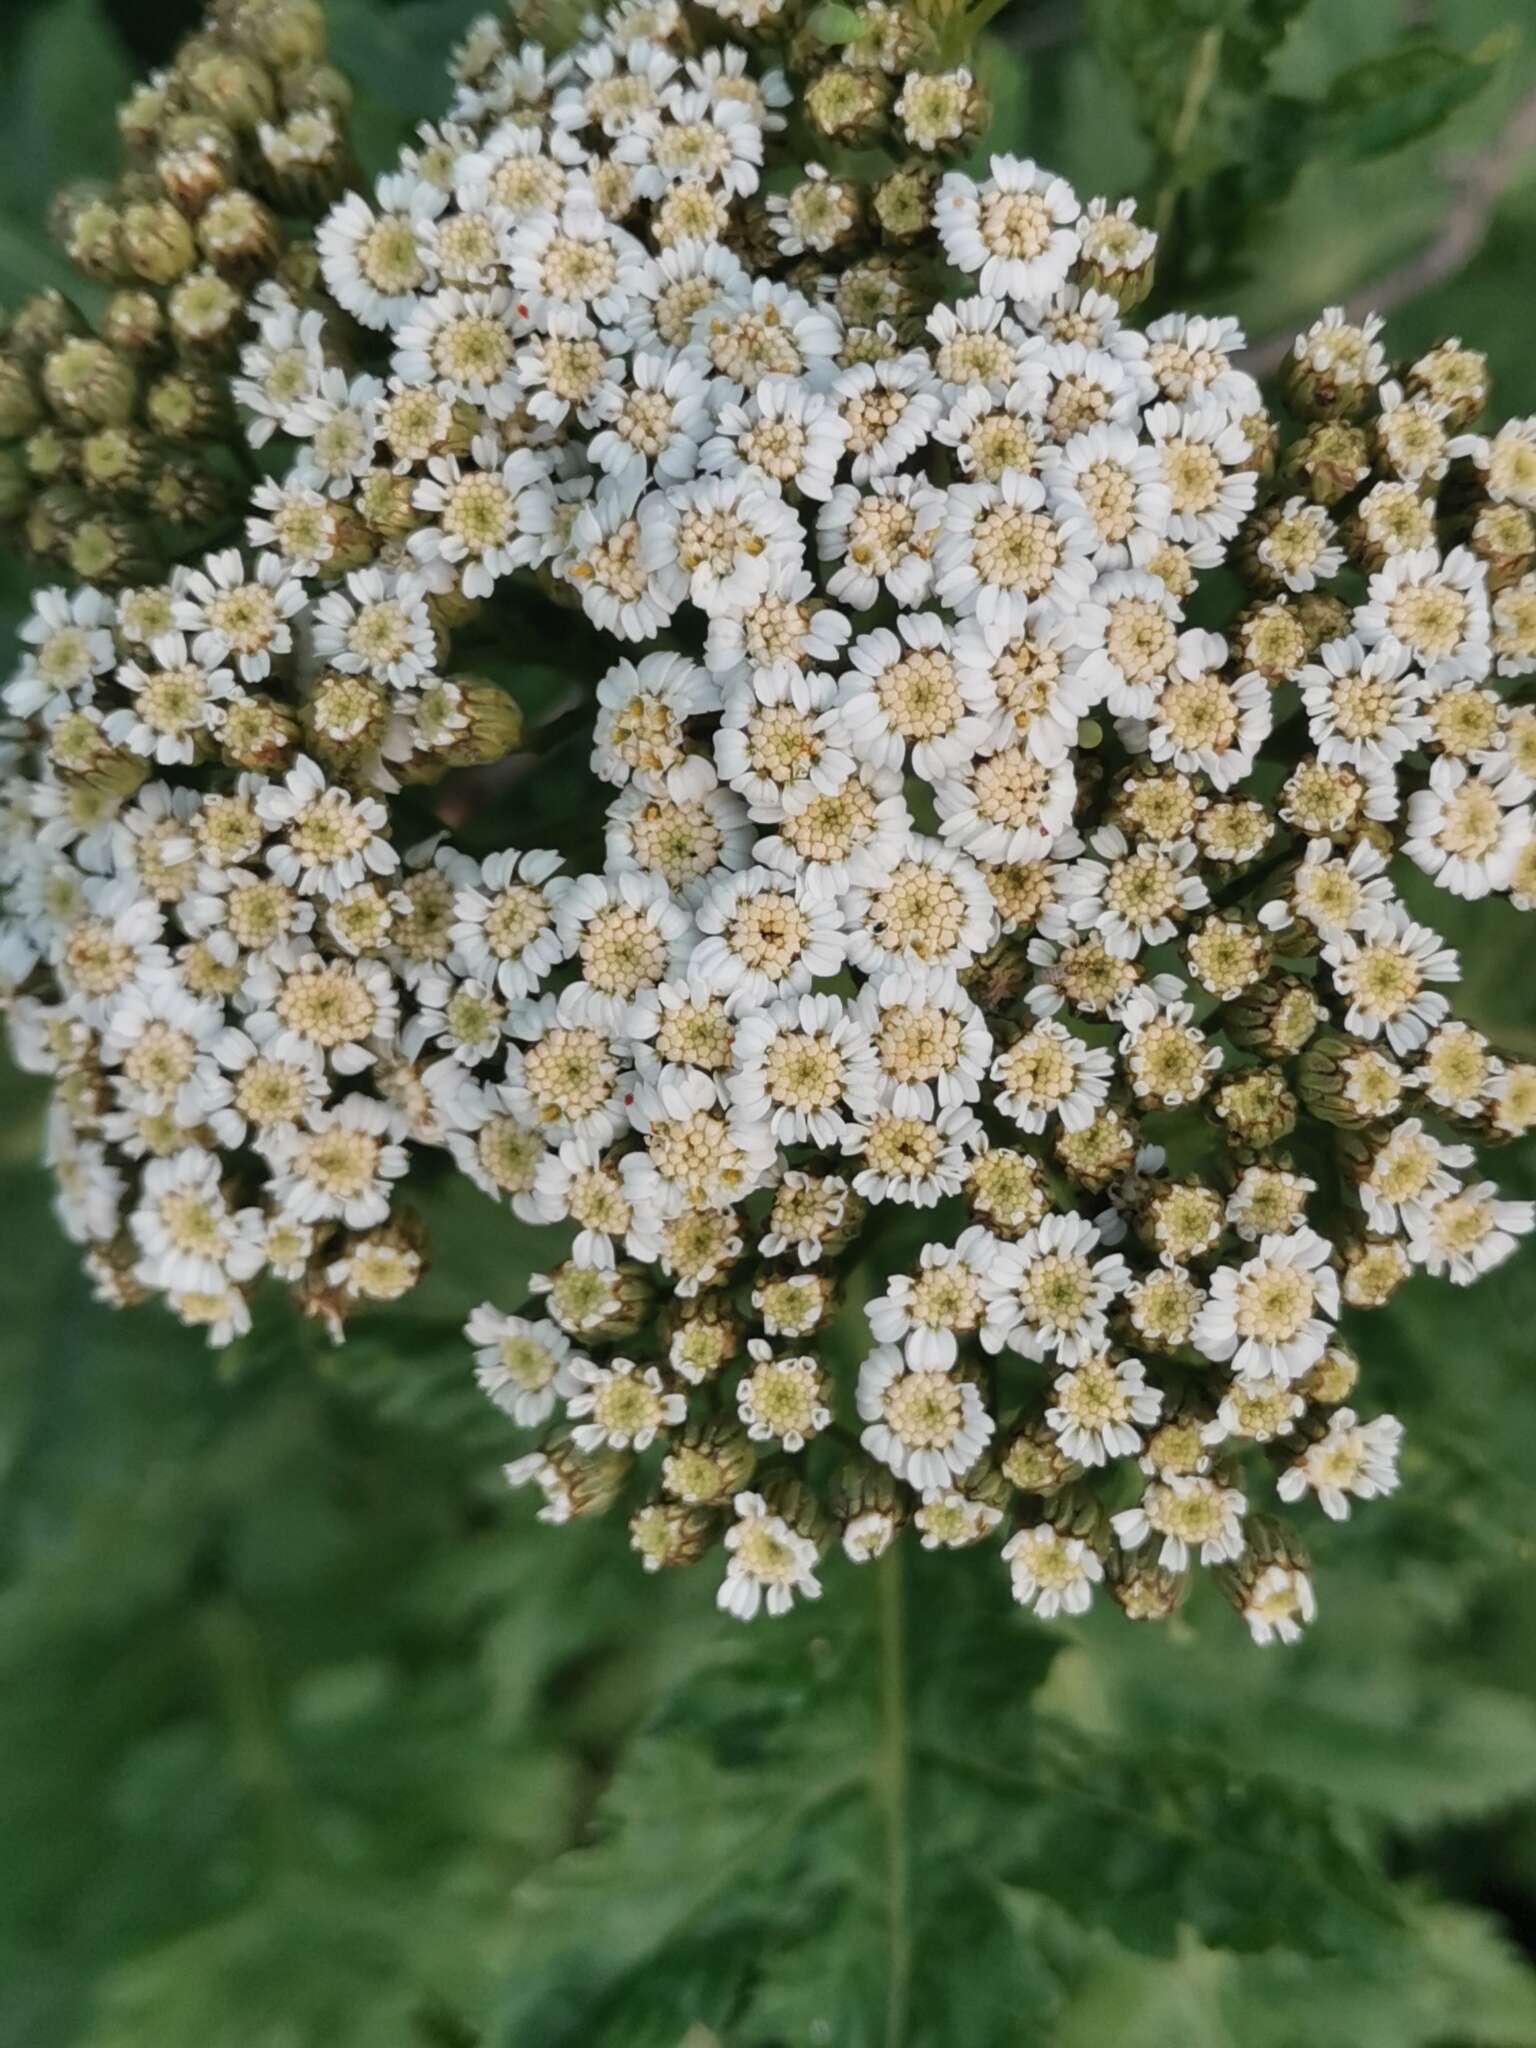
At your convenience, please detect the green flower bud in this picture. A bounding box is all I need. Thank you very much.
[120,199,199,286]
[9,290,87,360]
[1223,974,1327,1060]
[118,77,175,154]
[231,0,329,70]
[662,1417,756,1508]
[1000,1424,1080,1498]
[1210,1066,1299,1155]
[52,189,124,283]
[156,115,241,214]
[65,507,157,587]
[145,366,229,441]
[218,692,301,772]
[805,63,891,147]
[873,161,938,241]
[198,188,282,277]
[182,50,278,129]
[166,267,242,353]
[1403,337,1489,431]
[42,338,138,428]
[629,1499,720,1572]
[1280,419,1371,506]
[0,356,45,440]
[80,424,154,498]
[145,454,231,529]
[102,290,167,357]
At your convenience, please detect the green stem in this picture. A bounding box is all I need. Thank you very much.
[876,1544,911,2048]
[1153,26,1224,241]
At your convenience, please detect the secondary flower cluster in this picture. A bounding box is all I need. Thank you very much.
[1,0,1533,1642]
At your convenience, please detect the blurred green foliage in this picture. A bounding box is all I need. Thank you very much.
[2,1,1536,2043]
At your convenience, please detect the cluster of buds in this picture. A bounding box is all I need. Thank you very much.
[0,0,351,587]
[1,0,1533,1642]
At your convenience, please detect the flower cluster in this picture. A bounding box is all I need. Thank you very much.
[2,0,1533,1642]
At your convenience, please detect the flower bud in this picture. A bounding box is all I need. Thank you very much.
[873,162,938,241]
[629,1499,720,1572]
[1105,1549,1188,1622]
[156,115,240,213]
[1223,974,1326,1060]
[80,424,154,498]
[145,366,229,441]
[506,1425,631,1524]
[102,289,167,358]
[661,1417,756,1507]
[0,356,44,440]
[1404,337,1489,431]
[120,199,199,286]
[65,508,157,587]
[1001,1424,1079,1498]
[218,692,301,772]
[181,50,278,130]
[1280,419,1371,506]
[1210,1066,1298,1154]
[198,188,283,278]
[230,0,330,70]
[167,267,243,353]
[146,455,232,529]
[9,290,87,360]
[53,189,124,283]
[42,337,137,429]
[805,64,891,147]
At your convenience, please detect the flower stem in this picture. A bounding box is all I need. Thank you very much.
[1153,25,1224,241]
[877,1542,912,2048]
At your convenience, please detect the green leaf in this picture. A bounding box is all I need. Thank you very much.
[1322,42,1498,160]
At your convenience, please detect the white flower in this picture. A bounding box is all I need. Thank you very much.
[935,156,1081,304]
[1406,1182,1534,1283]
[1001,1525,1103,1618]
[1323,905,1460,1056]
[554,868,691,1033]
[258,755,399,899]
[565,1354,685,1451]
[717,1491,821,1620]
[450,846,571,999]
[311,567,439,689]
[1112,1473,1247,1570]
[588,348,716,490]
[1240,1563,1317,1646]
[842,835,996,974]
[933,469,1096,636]
[1041,422,1171,569]
[843,1100,982,1208]
[865,1226,995,1367]
[639,470,803,616]
[1404,756,1527,900]
[852,964,991,1117]
[836,613,992,782]
[990,1019,1113,1134]
[818,474,944,612]
[1276,1408,1402,1520]
[1354,545,1490,687]
[1144,401,1257,547]
[857,1344,994,1488]
[1192,1229,1339,1384]
[466,1306,578,1425]
[316,177,442,330]
[129,1147,265,1295]
[715,667,854,823]
[728,992,877,1146]
[1059,823,1207,957]
[409,437,555,599]
[1300,634,1428,771]
[691,863,844,1006]
[261,1093,410,1228]
[736,1339,829,1451]
[981,1212,1129,1363]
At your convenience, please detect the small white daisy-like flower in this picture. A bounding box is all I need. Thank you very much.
[466,1306,578,1426]
[934,469,1096,636]
[935,155,1082,304]
[715,667,854,823]
[1406,1182,1535,1283]
[728,992,877,1146]
[311,566,439,690]
[1059,822,1208,957]
[1144,400,1257,547]
[409,437,555,599]
[104,634,237,767]
[737,1339,830,1452]
[565,1355,685,1452]
[1192,1229,1340,1384]
[450,847,570,1000]
[1001,1525,1103,1618]
[843,835,997,975]
[262,1093,411,1229]
[1323,905,1460,1056]
[818,474,945,612]
[853,964,992,1118]
[865,1226,995,1368]
[1354,545,1490,687]
[843,1100,982,1209]
[258,755,400,900]
[1404,756,1528,900]
[836,613,991,782]
[1045,1350,1162,1467]
[1239,1563,1317,1645]
[990,1019,1113,1134]
[982,1212,1130,1364]
[692,863,844,1007]
[1112,1473,1247,1571]
[717,1491,821,1620]
[856,1343,994,1489]
[1277,1408,1402,1520]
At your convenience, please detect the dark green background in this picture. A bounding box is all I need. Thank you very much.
[2,3,1536,2042]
